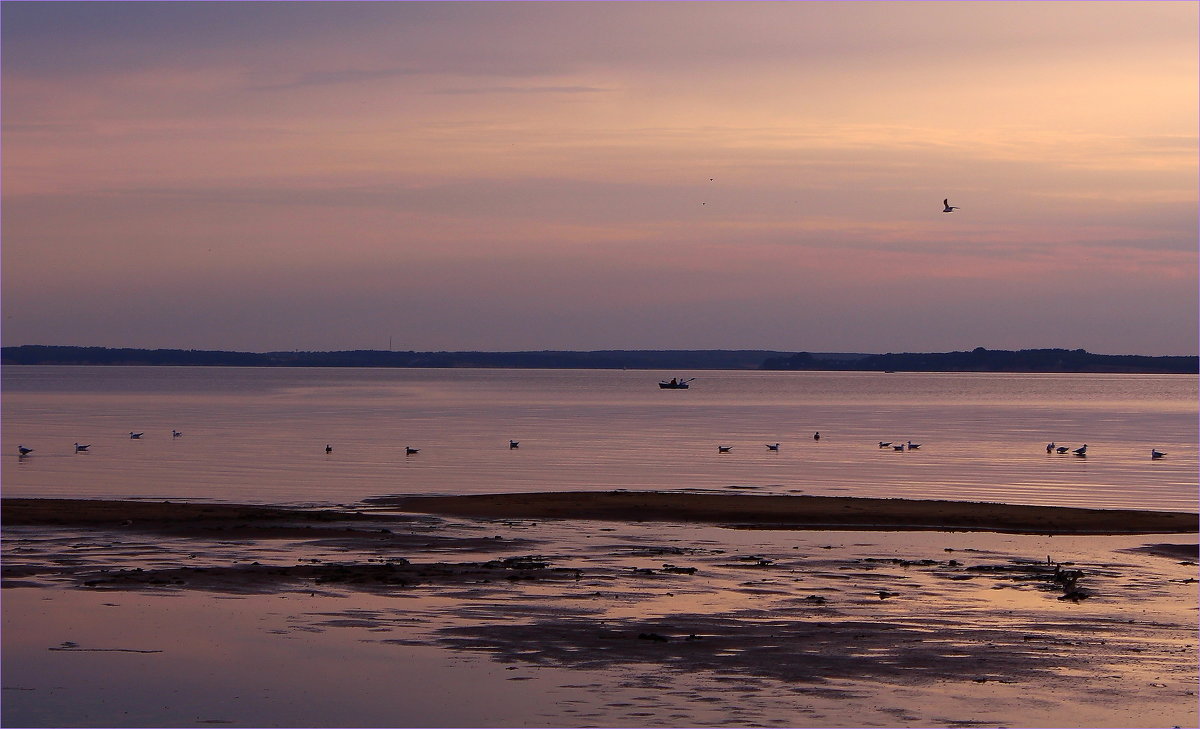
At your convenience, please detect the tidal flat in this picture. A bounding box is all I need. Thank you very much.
[2,494,1197,728]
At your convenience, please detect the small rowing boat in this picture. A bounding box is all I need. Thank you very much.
[659,377,694,389]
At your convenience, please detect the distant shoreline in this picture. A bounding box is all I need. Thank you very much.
[2,345,1196,373]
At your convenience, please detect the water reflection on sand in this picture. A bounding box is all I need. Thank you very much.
[4,511,1196,728]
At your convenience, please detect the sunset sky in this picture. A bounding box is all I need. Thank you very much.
[2,1,1196,355]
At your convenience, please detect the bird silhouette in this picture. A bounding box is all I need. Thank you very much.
[405,446,420,455]
[17,445,33,456]
[718,445,732,453]
[74,443,90,452]
[1151,449,1166,459]
[1056,446,1070,454]
[172,430,183,438]
[766,443,780,451]
[129,432,143,439]
[1073,444,1087,456]
[509,440,520,449]
[907,441,921,450]
[325,444,332,454]
[879,441,892,448]
[942,198,959,213]
[813,432,820,441]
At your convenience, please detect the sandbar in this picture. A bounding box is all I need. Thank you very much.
[369,491,1199,535]
[1,498,384,527]
[6,493,1198,535]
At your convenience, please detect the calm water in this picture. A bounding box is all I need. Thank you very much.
[2,366,1196,511]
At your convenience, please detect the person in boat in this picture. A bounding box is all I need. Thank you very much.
[669,378,677,386]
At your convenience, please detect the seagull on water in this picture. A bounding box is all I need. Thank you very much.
[879,441,892,448]
[405,446,420,455]
[17,445,33,456]
[172,430,183,438]
[893,444,906,451]
[813,432,821,441]
[907,441,921,450]
[129,432,143,439]
[509,440,520,449]
[74,443,90,452]
[766,443,780,451]
[1046,442,1055,453]
[1056,446,1070,454]
[1151,449,1166,459]
[1073,444,1087,456]
[718,445,732,453]
[325,444,332,454]
[942,198,959,213]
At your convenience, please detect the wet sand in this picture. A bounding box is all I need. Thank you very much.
[3,494,1198,727]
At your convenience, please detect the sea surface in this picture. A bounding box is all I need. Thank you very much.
[2,366,1197,512]
[3,366,1198,729]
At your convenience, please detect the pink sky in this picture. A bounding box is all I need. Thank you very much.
[2,1,1196,355]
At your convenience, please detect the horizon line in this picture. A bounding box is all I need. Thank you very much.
[3,344,1196,359]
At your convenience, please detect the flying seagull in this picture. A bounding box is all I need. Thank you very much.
[942,198,959,213]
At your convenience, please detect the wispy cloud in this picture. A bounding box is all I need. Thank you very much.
[1,1,1195,354]
[429,84,610,96]
[247,67,423,92]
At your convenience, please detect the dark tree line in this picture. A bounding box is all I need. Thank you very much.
[1,346,783,370]
[4,345,1194,373]
[760,347,1197,374]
